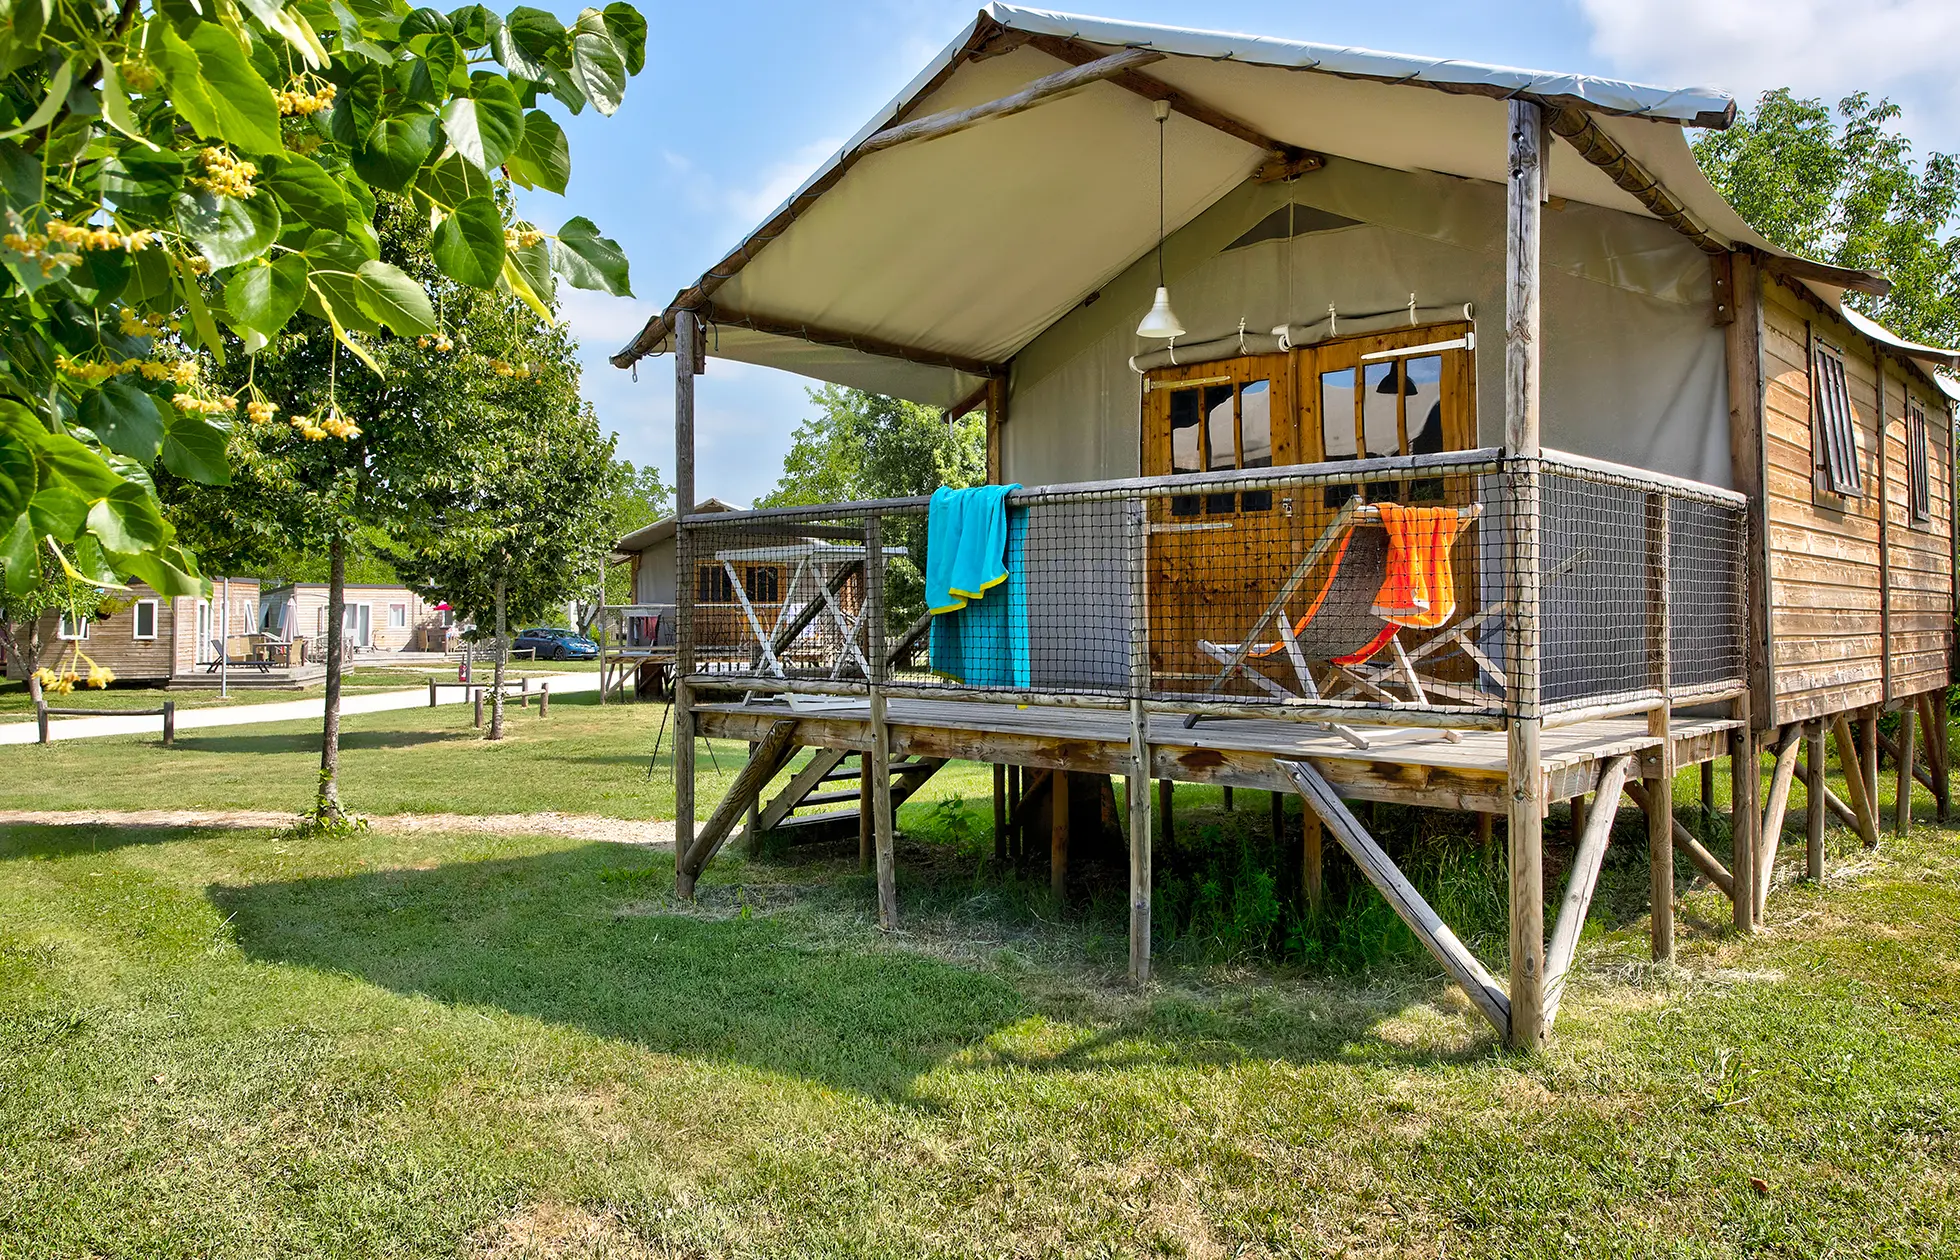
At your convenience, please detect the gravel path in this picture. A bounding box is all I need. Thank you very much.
[0,808,674,847]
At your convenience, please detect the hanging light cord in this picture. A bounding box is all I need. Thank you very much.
[1156,102,1167,286]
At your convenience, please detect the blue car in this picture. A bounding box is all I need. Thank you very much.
[513,627,600,661]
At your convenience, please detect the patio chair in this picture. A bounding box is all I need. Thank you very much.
[1187,496,1484,748]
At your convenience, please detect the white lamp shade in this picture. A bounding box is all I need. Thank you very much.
[1135,286,1185,339]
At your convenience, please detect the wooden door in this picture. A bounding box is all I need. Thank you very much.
[1142,355,1296,690]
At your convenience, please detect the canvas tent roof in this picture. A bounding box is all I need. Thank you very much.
[614,4,1956,403]
[611,497,741,560]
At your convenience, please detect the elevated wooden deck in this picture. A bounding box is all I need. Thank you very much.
[694,696,1739,814]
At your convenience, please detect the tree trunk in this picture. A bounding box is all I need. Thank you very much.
[317,535,346,820]
[6,622,44,703]
[489,574,507,741]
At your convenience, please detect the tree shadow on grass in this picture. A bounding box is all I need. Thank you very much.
[172,729,469,756]
[1,822,251,861]
[207,842,1501,1102]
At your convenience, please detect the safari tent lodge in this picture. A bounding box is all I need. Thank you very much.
[611,6,1960,1048]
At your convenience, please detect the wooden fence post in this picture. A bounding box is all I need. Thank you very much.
[473,689,483,729]
[162,700,174,747]
[539,682,549,717]
[429,679,437,707]
[36,701,47,745]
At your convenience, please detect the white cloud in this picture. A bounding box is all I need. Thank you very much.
[1580,0,1960,151]
[723,136,846,225]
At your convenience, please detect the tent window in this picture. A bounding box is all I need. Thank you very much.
[1224,203,1362,251]
[1908,401,1931,524]
[1811,341,1863,498]
[745,565,780,603]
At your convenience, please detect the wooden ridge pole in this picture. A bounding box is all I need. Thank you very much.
[673,309,700,899]
[1503,98,1548,1050]
[860,48,1165,155]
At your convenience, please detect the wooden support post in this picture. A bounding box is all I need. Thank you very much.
[993,763,1007,864]
[1860,708,1880,844]
[1281,759,1511,1040]
[161,700,174,748]
[1933,689,1952,821]
[740,739,763,858]
[866,515,897,930]
[539,682,549,718]
[858,760,873,872]
[1895,702,1915,837]
[520,676,529,708]
[429,679,437,708]
[1269,790,1284,843]
[1475,811,1494,849]
[1157,779,1173,848]
[1645,488,1673,962]
[1805,722,1825,882]
[1729,716,1757,933]
[673,308,700,899]
[473,689,483,729]
[1050,765,1070,904]
[1009,764,1023,859]
[1547,754,1635,1025]
[1504,97,1547,1052]
[1221,786,1234,812]
[1127,698,1151,986]
[1757,725,1802,920]
[1700,760,1716,840]
[679,721,800,876]
[1831,712,1880,850]
[1303,814,1324,912]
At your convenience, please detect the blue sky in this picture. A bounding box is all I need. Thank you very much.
[514,0,1960,510]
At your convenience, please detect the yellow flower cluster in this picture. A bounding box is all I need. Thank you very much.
[54,354,198,386]
[277,82,337,116]
[504,227,546,248]
[489,359,535,379]
[246,399,279,424]
[190,147,258,199]
[172,393,237,416]
[2,231,82,273]
[118,308,178,339]
[34,655,114,694]
[119,58,160,91]
[290,410,360,441]
[46,221,156,252]
[415,334,456,352]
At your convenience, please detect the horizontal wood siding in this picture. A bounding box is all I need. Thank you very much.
[1885,366,1954,701]
[1762,280,1886,725]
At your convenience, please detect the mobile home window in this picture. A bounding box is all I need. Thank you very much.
[1811,340,1863,497]
[57,612,89,640]
[1908,401,1931,524]
[388,603,407,628]
[132,599,158,640]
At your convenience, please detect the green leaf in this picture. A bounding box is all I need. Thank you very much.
[0,514,33,595]
[0,56,72,140]
[446,3,492,46]
[552,216,630,295]
[603,2,646,76]
[225,252,308,336]
[86,482,167,553]
[100,148,186,217]
[568,14,626,116]
[503,6,567,69]
[176,188,281,268]
[28,485,89,540]
[174,252,226,366]
[77,381,164,461]
[0,139,42,207]
[354,259,437,334]
[97,57,157,149]
[0,428,32,521]
[401,6,452,37]
[415,150,492,208]
[262,152,353,234]
[114,546,201,598]
[161,413,231,484]
[35,430,123,499]
[326,60,386,146]
[187,23,283,154]
[506,109,568,193]
[234,0,331,66]
[351,111,440,191]
[407,32,462,103]
[441,75,524,171]
[432,195,505,287]
[123,247,173,305]
[300,233,380,335]
[501,247,552,322]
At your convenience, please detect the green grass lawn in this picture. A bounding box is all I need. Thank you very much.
[2,702,1959,1255]
[0,665,596,724]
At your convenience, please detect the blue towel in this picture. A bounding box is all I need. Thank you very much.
[924,484,1019,614]
[926,486,1028,688]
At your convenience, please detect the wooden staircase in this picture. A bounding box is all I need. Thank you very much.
[749,749,947,847]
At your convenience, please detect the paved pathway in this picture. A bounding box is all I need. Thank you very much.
[0,672,603,746]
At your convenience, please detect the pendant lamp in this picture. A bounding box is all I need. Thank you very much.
[1136,99,1184,339]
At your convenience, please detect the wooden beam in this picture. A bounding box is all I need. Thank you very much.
[1759,252,1893,299]
[672,309,700,898]
[1730,717,1758,933]
[1896,701,1916,837]
[703,305,1006,380]
[1128,698,1152,986]
[1022,33,1322,177]
[1505,98,1547,1052]
[1877,354,1894,703]
[1831,712,1881,850]
[1724,252,1774,723]
[1626,781,1735,900]
[860,49,1166,154]
[1547,107,1726,255]
[1280,759,1511,1039]
[1805,722,1826,882]
[1546,754,1635,1025]
[681,720,800,876]
[1756,725,1803,919]
[947,378,991,425]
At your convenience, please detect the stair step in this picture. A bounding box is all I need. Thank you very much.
[794,788,863,808]
[769,809,860,845]
[818,765,864,784]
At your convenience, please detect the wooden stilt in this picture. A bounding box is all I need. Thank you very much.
[672,308,699,900]
[866,515,897,930]
[1896,702,1915,837]
[1282,759,1510,1039]
[993,763,1007,863]
[1221,786,1234,811]
[1050,766,1070,903]
[1933,689,1952,821]
[1756,725,1802,919]
[1475,811,1494,849]
[1647,726,1675,963]
[1831,712,1880,849]
[1128,699,1152,986]
[859,757,873,872]
[1157,778,1174,848]
[1700,760,1716,839]
[1729,715,1758,933]
[1303,814,1324,912]
[1269,790,1284,843]
[1805,722,1826,882]
[1009,764,1022,859]
[1860,708,1880,845]
[1572,792,1590,840]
